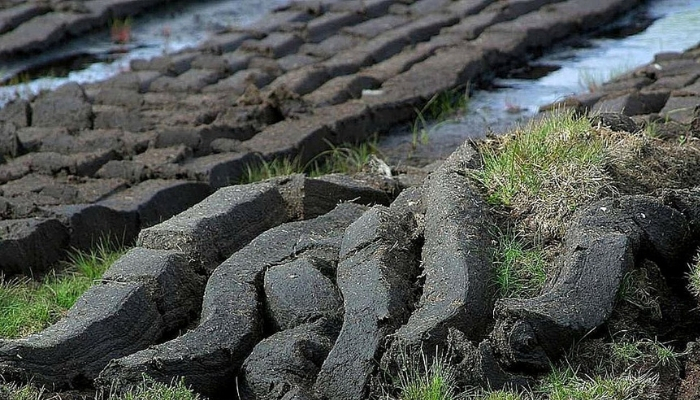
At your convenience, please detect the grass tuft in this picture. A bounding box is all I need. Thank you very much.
[617,268,662,320]
[309,141,380,177]
[686,250,700,299]
[112,377,201,400]
[241,156,302,184]
[612,335,683,373]
[411,87,470,149]
[540,364,657,400]
[239,140,382,184]
[491,228,548,299]
[578,66,630,93]
[473,390,526,400]
[383,346,458,400]
[0,242,125,339]
[473,110,622,240]
[469,332,680,400]
[0,381,48,400]
[0,376,202,400]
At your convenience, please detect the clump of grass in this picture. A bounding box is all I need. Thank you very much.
[528,335,682,400]
[0,242,125,339]
[472,390,527,400]
[383,346,457,400]
[686,250,700,299]
[578,65,631,93]
[310,140,380,176]
[240,140,382,184]
[111,377,202,400]
[617,267,662,320]
[0,377,202,400]
[424,87,470,122]
[412,87,470,149]
[469,363,657,400]
[473,110,623,240]
[0,381,48,400]
[578,69,608,93]
[241,156,302,184]
[491,228,548,299]
[389,336,678,400]
[643,121,660,138]
[539,364,657,400]
[607,336,683,373]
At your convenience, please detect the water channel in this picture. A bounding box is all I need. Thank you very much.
[0,0,287,107]
[379,0,700,166]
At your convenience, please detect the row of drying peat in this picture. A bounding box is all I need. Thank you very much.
[0,0,645,276]
[3,117,700,398]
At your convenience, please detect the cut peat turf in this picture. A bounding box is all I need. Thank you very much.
[5,110,700,399]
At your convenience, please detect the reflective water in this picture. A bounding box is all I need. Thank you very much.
[379,0,700,166]
[0,0,287,107]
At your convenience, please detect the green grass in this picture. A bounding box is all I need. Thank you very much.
[310,140,380,177]
[539,365,656,400]
[642,121,660,138]
[400,370,456,400]
[0,242,125,339]
[607,336,682,372]
[240,140,382,184]
[617,268,662,319]
[492,228,548,299]
[1,72,31,87]
[241,156,302,184]
[384,347,458,400]
[112,378,202,400]
[687,250,700,299]
[0,381,49,400]
[578,65,631,93]
[0,377,202,400]
[411,87,470,149]
[472,390,526,400]
[472,110,620,240]
[545,337,680,395]
[467,332,681,400]
[470,370,656,400]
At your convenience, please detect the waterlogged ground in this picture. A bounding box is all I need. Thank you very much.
[0,0,288,107]
[378,0,700,166]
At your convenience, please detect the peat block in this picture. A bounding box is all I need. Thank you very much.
[264,258,343,331]
[0,218,68,276]
[98,203,366,398]
[314,199,421,400]
[239,318,340,399]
